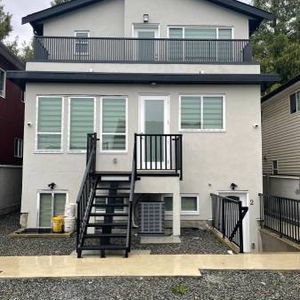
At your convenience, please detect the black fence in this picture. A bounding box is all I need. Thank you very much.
[134,134,183,179]
[33,36,252,64]
[259,194,300,243]
[211,193,248,253]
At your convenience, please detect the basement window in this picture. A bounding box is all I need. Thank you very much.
[162,194,199,215]
[38,192,66,228]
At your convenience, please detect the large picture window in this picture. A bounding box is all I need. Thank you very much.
[69,97,95,151]
[101,97,127,152]
[180,95,225,131]
[37,96,63,151]
[38,192,66,228]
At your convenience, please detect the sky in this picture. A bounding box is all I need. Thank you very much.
[3,0,251,46]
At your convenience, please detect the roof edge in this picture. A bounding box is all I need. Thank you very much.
[262,74,300,102]
[0,42,25,70]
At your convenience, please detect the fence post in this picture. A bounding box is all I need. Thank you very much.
[222,197,225,238]
[279,197,283,237]
[239,202,244,253]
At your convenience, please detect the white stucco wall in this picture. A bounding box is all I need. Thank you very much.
[0,166,22,215]
[42,0,250,39]
[22,82,262,249]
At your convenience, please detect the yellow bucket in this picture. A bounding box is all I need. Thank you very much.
[52,216,64,233]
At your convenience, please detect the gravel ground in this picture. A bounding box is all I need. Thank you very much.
[132,228,230,254]
[0,212,75,256]
[0,271,299,300]
[0,212,229,256]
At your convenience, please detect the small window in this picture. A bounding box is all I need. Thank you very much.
[162,194,199,215]
[39,192,66,228]
[272,160,279,175]
[101,97,127,152]
[180,95,224,131]
[69,97,95,151]
[14,138,23,158]
[290,91,300,114]
[37,96,63,151]
[0,68,6,98]
[74,31,89,55]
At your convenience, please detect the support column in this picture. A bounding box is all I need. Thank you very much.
[172,183,181,236]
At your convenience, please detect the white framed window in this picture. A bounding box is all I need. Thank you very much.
[290,91,300,114]
[162,194,200,215]
[68,97,96,152]
[272,160,279,175]
[14,138,23,158]
[168,26,233,62]
[0,68,6,98]
[36,96,63,152]
[100,96,128,152]
[38,192,67,228]
[74,31,90,55]
[179,95,225,132]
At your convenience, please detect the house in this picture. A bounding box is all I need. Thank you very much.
[261,74,300,200]
[8,0,278,257]
[0,42,24,215]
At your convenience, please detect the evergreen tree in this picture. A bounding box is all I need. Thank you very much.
[51,0,71,6]
[0,0,12,40]
[252,0,300,87]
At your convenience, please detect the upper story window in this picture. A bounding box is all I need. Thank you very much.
[0,68,6,98]
[272,160,279,175]
[180,95,225,131]
[14,138,23,158]
[168,27,233,62]
[290,91,300,114]
[36,96,63,152]
[74,31,90,55]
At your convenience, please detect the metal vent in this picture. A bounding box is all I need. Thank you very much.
[139,202,164,234]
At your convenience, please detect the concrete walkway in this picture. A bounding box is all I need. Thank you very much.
[0,253,299,278]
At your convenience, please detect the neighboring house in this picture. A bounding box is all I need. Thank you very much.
[0,42,25,215]
[8,0,277,256]
[261,74,300,200]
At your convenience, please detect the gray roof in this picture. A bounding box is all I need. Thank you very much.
[0,42,25,70]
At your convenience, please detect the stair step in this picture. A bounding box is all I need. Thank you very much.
[94,195,128,199]
[84,233,127,238]
[87,222,127,228]
[80,245,127,251]
[92,203,129,208]
[96,187,130,190]
[89,212,128,217]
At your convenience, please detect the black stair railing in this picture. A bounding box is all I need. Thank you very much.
[135,134,183,179]
[259,193,300,243]
[76,133,97,257]
[210,193,248,253]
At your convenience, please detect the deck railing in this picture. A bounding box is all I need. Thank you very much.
[211,193,248,253]
[33,36,252,64]
[135,134,183,179]
[259,194,300,243]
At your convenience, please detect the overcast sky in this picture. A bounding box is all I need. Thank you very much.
[3,0,251,46]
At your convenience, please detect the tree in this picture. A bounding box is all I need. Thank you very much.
[51,0,71,6]
[0,0,12,40]
[252,0,300,87]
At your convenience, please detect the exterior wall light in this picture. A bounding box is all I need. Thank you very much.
[48,182,56,190]
[143,13,149,23]
[230,183,238,190]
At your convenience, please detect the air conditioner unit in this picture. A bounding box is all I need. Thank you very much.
[139,202,164,234]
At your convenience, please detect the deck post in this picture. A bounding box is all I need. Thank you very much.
[172,185,181,236]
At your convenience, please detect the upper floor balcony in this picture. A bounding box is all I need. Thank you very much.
[33,36,253,65]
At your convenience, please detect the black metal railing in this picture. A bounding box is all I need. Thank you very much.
[259,194,300,243]
[33,36,253,64]
[134,134,183,179]
[211,193,248,253]
[76,133,97,256]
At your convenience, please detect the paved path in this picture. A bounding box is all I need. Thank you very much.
[0,253,299,278]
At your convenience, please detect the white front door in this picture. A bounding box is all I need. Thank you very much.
[139,96,170,169]
[218,191,250,253]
